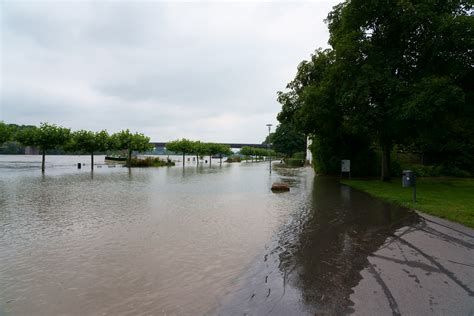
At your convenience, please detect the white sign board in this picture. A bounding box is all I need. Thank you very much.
[341,160,351,172]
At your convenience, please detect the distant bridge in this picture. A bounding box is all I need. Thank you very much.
[150,142,268,149]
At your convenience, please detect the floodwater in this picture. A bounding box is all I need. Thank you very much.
[0,155,417,315]
[217,176,417,315]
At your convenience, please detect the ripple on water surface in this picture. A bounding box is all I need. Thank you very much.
[0,156,311,315]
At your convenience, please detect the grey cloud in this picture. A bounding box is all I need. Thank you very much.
[1,1,339,142]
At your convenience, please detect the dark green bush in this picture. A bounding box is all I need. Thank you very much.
[126,157,175,167]
[395,163,471,177]
[285,158,305,167]
[292,152,306,160]
[439,165,472,177]
[390,158,403,176]
[225,156,241,163]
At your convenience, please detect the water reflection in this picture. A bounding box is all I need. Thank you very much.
[284,177,418,313]
[218,175,418,315]
[0,157,304,315]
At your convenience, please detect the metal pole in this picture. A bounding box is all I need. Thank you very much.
[266,124,272,174]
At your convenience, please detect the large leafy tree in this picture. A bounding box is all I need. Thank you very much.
[0,122,11,144]
[201,143,219,167]
[277,49,346,173]
[240,146,273,162]
[166,138,195,167]
[16,123,71,172]
[216,144,232,165]
[240,146,256,161]
[277,49,337,136]
[191,141,206,166]
[278,0,473,179]
[267,123,306,157]
[111,130,152,164]
[325,0,473,180]
[70,130,110,170]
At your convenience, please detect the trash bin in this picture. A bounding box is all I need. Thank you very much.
[402,170,415,187]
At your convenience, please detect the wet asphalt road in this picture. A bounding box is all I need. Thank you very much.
[218,174,474,315]
[350,212,474,315]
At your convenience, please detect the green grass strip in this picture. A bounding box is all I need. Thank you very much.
[340,178,474,228]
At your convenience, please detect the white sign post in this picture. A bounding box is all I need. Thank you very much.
[341,159,351,178]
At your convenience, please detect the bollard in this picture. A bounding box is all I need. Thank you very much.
[402,170,416,203]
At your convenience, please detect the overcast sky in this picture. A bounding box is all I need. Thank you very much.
[1,0,339,143]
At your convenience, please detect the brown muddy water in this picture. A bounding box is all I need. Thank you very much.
[0,155,415,315]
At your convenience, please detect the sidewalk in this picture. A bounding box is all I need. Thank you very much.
[350,212,474,315]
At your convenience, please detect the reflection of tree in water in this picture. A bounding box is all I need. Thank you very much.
[275,176,418,314]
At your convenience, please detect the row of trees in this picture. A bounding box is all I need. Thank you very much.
[0,122,151,172]
[165,139,233,167]
[277,0,473,180]
[1,122,277,171]
[240,146,276,161]
[164,140,277,166]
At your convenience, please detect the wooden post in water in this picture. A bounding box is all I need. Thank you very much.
[41,149,45,173]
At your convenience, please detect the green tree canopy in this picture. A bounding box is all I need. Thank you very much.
[0,122,12,144]
[111,130,152,163]
[200,143,233,166]
[327,0,473,179]
[277,0,473,179]
[216,144,232,157]
[191,141,206,165]
[240,146,256,157]
[266,123,306,157]
[70,130,110,170]
[166,138,195,167]
[16,123,71,172]
[240,146,274,160]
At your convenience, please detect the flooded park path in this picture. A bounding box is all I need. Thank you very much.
[1,155,473,315]
[218,175,474,315]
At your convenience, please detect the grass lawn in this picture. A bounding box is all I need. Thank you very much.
[340,178,474,228]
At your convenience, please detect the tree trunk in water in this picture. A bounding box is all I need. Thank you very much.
[182,153,185,167]
[91,153,94,170]
[381,143,391,181]
[196,154,199,166]
[209,155,212,167]
[220,154,222,165]
[41,150,45,173]
[128,149,132,167]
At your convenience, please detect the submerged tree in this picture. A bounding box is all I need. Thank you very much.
[16,123,71,172]
[70,130,110,170]
[166,139,195,167]
[111,130,152,164]
[191,141,206,166]
[201,143,233,167]
[240,146,273,162]
[240,146,255,161]
[216,144,232,165]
